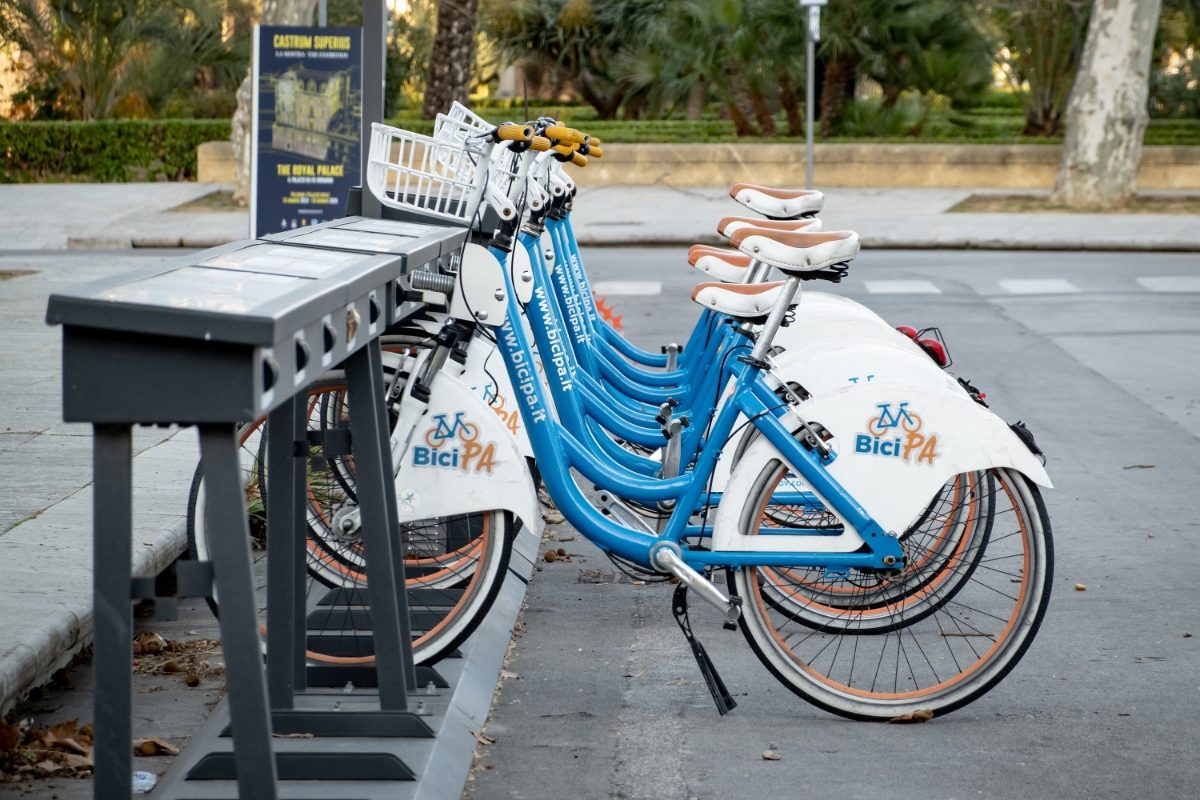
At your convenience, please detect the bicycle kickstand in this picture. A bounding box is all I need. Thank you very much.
[671,584,737,716]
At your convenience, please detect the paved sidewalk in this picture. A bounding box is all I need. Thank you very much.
[0,253,196,715]
[1,182,1199,251]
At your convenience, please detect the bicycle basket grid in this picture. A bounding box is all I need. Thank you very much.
[367,121,487,223]
[433,108,523,205]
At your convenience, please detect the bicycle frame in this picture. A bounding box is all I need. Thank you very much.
[488,243,903,573]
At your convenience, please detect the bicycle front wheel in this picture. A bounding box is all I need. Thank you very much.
[187,366,515,667]
[729,466,1052,721]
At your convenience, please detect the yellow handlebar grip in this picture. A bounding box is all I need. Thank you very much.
[495,123,533,142]
[585,145,604,159]
[570,151,588,168]
[588,136,602,147]
[544,125,588,145]
[530,135,553,152]
[551,143,577,157]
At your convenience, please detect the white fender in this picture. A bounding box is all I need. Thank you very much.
[710,379,1050,554]
[390,351,540,533]
[796,291,891,324]
[707,346,960,492]
[454,335,534,458]
[771,341,966,396]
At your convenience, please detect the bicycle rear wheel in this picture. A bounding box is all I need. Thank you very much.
[187,355,514,666]
[729,466,1052,721]
[755,471,995,632]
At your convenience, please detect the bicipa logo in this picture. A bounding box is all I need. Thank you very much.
[413,412,498,474]
[854,402,941,465]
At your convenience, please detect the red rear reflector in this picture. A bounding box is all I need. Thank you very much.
[918,338,949,367]
[896,325,918,339]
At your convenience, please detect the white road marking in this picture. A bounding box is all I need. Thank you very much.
[591,280,662,296]
[998,278,1081,295]
[1137,276,1200,293]
[863,280,941,295]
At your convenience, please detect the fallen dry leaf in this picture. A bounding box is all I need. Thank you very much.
[1075,583,1087,591]
[888,709,935,724]
[134,737,179,756]
[133,631,166,655]
[0,719,20,752]
[473,731,496,745]
[499,670,519,680]
[762,749,782,761]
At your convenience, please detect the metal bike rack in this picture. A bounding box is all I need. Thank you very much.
[46,219,465,799]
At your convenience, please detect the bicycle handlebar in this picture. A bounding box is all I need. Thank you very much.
[544,125,589,146]
[493,123,533,143]
[530,135,553,152]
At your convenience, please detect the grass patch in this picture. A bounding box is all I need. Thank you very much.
[168,190,241,213]
[949,194,1200,214]
[0,270,36,282]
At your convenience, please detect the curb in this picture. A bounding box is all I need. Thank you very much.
[0,432,195,716]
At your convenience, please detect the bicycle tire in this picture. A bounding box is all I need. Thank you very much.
[728,466,1052,721]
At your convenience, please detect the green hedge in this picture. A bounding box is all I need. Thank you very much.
[2,115,1197,183]
[0,119,231,183]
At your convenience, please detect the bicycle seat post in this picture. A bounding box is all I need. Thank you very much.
[749,276,802,362]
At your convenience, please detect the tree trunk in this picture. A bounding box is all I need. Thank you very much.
[421,0,480,120]
[728,75,759,137]
[622,91,644,121]
[748,86,777,137]
[575,73,623,120]
[818,52,857,138]
[779,75,802,137]
[231,0,319,205]
[686,82,706,121]
[1051,0,1162,209]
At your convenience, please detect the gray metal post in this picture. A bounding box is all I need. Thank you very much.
[801,0,826,190]
[344,343,410,710]
[806,31,815,189]
[368,339,418,691]
[92,425,132,800]
[266,397,302,708]
[199,424,280,799]
[318,0,328,26]
[360,0,386,218]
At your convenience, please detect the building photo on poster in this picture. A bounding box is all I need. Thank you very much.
[251,25,362,237]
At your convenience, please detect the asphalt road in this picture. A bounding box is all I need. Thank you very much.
[465,248,1200,800]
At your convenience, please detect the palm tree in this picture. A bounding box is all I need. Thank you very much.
[1,0,221,120]
[422,0,481,119]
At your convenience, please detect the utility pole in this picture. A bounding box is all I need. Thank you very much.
[800,0,826,189]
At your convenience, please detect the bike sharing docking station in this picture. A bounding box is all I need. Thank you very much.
[44,218,474,799]
[40,1,518,796]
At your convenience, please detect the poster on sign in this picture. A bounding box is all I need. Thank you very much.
[250,25,362,237]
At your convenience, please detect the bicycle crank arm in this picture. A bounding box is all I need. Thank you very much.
[651,545,742,625]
